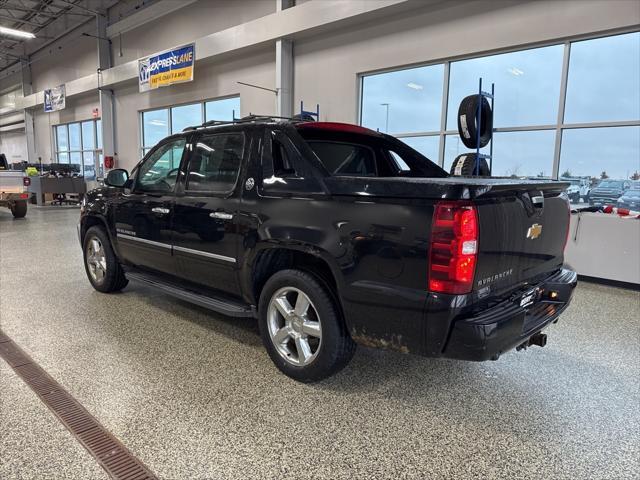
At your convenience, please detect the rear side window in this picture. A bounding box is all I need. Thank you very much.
[187,133,244,193]
[306,141,377,176]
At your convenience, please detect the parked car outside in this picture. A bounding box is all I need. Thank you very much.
[589,179,631,206]
[561,176,591,203]
[617,183,640,210]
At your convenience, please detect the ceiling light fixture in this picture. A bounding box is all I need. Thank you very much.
[0,26,36,39]
[407,82,423,90]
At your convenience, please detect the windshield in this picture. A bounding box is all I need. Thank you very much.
[623,189,640,198]
[597,180,623,189]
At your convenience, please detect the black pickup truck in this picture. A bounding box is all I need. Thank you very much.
[79,118,577,382]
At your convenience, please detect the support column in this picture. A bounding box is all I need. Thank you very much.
[97,14,115,173]
[20,60,36,165]
[275,0,294,117]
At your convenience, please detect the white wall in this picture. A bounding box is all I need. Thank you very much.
[0,131,27,164]
[30,27,97,93]
[32,92,100,163]
[114,47,275,170]
[112,0,275,66]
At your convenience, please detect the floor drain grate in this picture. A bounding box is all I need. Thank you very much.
[0,329,158,480]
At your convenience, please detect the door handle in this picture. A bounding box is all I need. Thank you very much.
[209,211,233,220]
[151,207,170,215]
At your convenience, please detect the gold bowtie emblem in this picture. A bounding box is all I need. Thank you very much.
[527,223,543,239]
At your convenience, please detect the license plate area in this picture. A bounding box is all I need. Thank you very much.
[519,287,540,309]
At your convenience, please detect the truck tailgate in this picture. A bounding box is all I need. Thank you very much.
[475,191,569,297]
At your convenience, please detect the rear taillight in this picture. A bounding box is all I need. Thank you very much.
[23,177,31,187]
[429,201,479,294]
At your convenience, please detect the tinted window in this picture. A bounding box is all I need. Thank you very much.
[307,141,376,176]
[187,133,244,192]
[272,137,296,176]
[138,138,186,192]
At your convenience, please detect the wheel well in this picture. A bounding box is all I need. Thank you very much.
[81,216,105,242]
[252,248,339,304]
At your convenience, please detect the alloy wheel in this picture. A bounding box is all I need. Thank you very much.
[86,236,107,284]
[267,287,322,366]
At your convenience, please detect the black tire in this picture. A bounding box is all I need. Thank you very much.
[450,153,490,176]
[457,94,493,149]
[10,200,27,218]
[83,226,128,293]
[258,269,356,382]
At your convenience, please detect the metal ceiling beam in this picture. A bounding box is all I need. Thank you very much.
[0,3,89,17]
[0,13,44,27]
[106,0,197,37]
[54,0,104,16]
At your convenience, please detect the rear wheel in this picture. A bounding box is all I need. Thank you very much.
[10,200,27,218]
[83,226,128,293]
[258,269,356,382]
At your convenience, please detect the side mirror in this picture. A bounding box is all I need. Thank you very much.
[105,169,129,188]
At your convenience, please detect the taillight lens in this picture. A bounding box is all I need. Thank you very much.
[23,177,31,187]
[429,201,479,294]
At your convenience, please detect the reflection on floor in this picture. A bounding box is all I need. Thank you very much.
[1,207,639,479]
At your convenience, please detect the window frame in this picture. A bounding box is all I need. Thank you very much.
[139,95,240,158]
[357,29,640,180]
[134,136,188,195]
[52,118,103,179]
[183,131,246,197]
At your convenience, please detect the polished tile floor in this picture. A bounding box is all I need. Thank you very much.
[1,207,639,480]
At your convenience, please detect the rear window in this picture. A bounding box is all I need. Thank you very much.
[306,141,376,176]
[295,126,447,178]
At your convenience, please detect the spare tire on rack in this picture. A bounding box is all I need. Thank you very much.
[450,153,490,176]
[457,94,493,149]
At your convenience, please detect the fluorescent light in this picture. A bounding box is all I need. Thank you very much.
[407,82,423,90]
[0,26,36,39]
[508,67,524,76]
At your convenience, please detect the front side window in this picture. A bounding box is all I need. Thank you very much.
[186,133,244,193]
[137,138,186,192]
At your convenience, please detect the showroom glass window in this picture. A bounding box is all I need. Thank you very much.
[141,96,240,156]
[360,63,444,162]
[359,31,639,195]
[559,32,640,197]
[53,119,103,179]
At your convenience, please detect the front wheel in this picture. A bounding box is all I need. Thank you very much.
[258,269,356,382]
[83,226,128,293]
